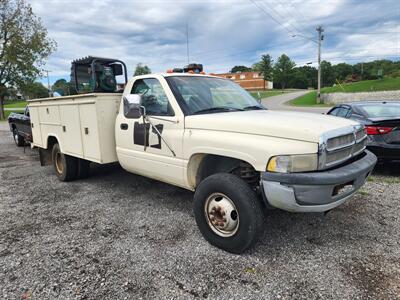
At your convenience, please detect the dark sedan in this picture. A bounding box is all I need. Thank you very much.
[327,101,400,162]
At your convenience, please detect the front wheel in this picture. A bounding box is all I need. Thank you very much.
[193,173,265,254]
[13,128,25,147]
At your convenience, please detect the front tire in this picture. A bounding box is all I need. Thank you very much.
[13,128,25,147]
[194,173,265,254]
[52,143,78,181]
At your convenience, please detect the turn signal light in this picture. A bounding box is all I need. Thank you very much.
[365,126,393,135]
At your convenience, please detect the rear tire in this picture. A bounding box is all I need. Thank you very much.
[13,128,25,147]
[51,143,78,181]
[193,173,265,254]
[77,159,90,179]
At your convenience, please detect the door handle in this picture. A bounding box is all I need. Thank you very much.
[120,123,128,130]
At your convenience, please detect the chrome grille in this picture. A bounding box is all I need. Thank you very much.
[319,125,367,169]
[326,133,354,151]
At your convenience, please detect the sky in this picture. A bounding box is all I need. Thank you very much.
[28,0,400,85]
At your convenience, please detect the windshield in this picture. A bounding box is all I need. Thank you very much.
[166,76,264,115]
[359,104,400,118]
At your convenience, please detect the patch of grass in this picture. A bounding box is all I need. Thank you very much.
[0,101,26,120]
[250,90,288,99]
[289,91,331,107]
[290,77,400,106]
[358,190,370,196]
[0,109,24,120]
[323,77,400,93]
[4,101,27,109]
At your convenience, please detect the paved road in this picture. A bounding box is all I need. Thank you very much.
[262,90,332,114]
[0,121,8,131]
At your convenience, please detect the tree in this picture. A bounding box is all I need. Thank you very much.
[134,63,151,76]
[296,66,318,88]
[321,60,336,87]
[0,0,56,119]
[230,65,251,73]
[273,54,295,90]
[52,78,76,96]
[289,68,308,89]
[254,54,273,81]
[333,63,353,81]
[19,81,48,99]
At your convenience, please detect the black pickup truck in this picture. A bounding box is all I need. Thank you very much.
[8,107,32,146]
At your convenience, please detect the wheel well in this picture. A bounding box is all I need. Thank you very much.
[188,154,259,189]
[46,136,58,150]
[11,124,16,130]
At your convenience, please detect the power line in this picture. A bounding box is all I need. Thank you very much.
[329,31,398,35]
[249,0,317,43]
[248,0,296,36]
[192,40,307,60]
[271,0,309,37]
[257,0,300,35]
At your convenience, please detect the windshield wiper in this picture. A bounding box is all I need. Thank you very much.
[243,105,265,111]
[193,106,244,115]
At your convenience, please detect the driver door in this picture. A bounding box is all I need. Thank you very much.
[116,76,186,187]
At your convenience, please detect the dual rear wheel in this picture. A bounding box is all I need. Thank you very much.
[52,143,90,181]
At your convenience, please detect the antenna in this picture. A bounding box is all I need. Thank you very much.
[186,21,190,64]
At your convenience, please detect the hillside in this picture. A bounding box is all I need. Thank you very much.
[322,77,400,93]
[291,77,400,106]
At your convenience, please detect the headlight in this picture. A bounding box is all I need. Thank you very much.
[267,154,318,173]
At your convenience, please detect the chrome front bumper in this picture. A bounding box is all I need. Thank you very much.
[261,150,377,213]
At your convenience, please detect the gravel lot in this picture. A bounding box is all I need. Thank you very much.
[0,130,400,299]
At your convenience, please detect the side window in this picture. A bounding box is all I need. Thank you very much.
[337,107,350,117]
[350,113,363,120]
[329,107,340,116]
[131,78,174,116]
[344,108,352,118]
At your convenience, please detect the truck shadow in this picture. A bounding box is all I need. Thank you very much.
[87,162,376,254]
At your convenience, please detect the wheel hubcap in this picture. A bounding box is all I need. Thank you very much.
[55,152,63,174]
[204,193,239,237]
[14,131,18,144]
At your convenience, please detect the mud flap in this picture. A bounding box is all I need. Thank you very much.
[39,148,52,166]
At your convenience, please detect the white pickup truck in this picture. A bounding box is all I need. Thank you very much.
[28,73,377,253]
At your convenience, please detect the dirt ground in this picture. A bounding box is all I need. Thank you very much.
[0,130,399,299]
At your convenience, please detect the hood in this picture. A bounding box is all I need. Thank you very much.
[185,110,359,143]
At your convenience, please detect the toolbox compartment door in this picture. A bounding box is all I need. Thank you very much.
[29,107,43,146]
[60,105,83,156]
[79,104,101,161]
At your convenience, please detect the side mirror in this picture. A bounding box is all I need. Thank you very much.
[123,94,142,118]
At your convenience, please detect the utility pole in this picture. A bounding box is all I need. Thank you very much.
[46,70,52,97]
[316,26,324,104]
